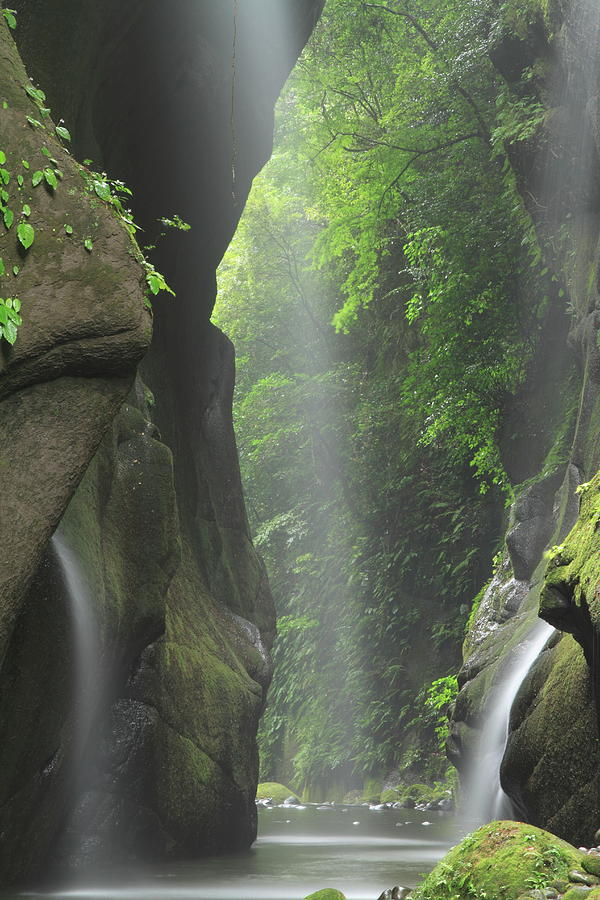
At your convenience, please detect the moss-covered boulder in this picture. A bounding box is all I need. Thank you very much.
[412,822,583,900]
[303,891,347,900]
[256,782,300,803]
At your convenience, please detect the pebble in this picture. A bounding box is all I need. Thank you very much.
[352,821,360,825]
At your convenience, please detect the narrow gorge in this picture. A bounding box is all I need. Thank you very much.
[2,1,600,899]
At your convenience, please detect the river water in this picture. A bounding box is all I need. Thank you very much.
[11,806,463,900]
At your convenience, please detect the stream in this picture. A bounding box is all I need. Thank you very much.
[8,806,464,900]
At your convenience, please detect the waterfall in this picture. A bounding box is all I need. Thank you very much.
[462,619,554,826]
[52,531,101,759]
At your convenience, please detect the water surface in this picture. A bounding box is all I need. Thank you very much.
[13,806,463,900]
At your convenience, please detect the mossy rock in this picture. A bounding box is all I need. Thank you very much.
[256,782,300,803]
[584,853,600,877]
[412,821,583,900]
[564,888,600,900]
[303,891,347,900]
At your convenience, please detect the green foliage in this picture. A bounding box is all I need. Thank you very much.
[425,676,459,751]
[215,0,548,790]
[0,295,21,344]
[2,8,16,30]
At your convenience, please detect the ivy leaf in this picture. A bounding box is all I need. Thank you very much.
[17,222,34,249]
[31,170,43,187]
[55,125,71,142]
[0,305,7,325]
[3,208,13,229]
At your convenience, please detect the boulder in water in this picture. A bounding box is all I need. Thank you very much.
[412,821,583,899]
[303,891,347,900]
[256,782,300,804]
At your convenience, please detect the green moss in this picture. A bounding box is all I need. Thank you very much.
[542,470,600,633]
[380,788,401,803]
[256,782,299,802]
[303,891,347,900]
[413,821,583,900]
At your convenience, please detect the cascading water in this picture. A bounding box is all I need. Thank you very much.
[52,530,101,761]
[462,618,555,826]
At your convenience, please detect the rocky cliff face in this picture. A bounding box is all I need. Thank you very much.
[451,0,600,845]
[0,0,323,883]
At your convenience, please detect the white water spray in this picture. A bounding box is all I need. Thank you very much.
[52,531,101,758]
[462,618,554,826]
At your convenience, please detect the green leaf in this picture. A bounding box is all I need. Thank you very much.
[0,306,7,325]
[55,125,71,142]
[43,168,58,190]
[17,174,23,188]
[94,181,112,202]
[17,222,34,249]
[0,258,4,277]
[3,318,17,344]
[84,238,93,252]
[64,224,73,235]
[12,297,20,312]
[21,160,30,170]
[25,116,41,128]
[3,9,17,29]
[21,204,30,217]
[31,170,43,187]
[0,151,6,165]
[12,266,19,276]
[3,208,13,229]
[148,274,161,295]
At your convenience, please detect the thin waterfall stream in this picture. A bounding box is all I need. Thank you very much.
[462,619,555,827]
[52,531,101,764]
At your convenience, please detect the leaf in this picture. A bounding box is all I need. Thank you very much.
[3,9,17,29]
[0,258,4,277]
[17,174,23,187]
[21,204,30,217]
[43,168,58,190]
[17,222,34,249]
[3,318,17,344]
[94,181,112,202]
[12,266,19,276]
[12,297,20,312]
[3,208,13,229]
[0,305,6,325]
[21,160,30,170]
[148,274,161,295]
[31,171,43,187]
[0,151,5,165]
[55,125,71,142]
[64,224,73,235]
[25,116,41,128]
[84,238,93,252]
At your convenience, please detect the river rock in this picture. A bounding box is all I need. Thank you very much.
[583,853,600,877]
[569,870,599,885]
[411,822,582,900]
[303,891,347,900]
